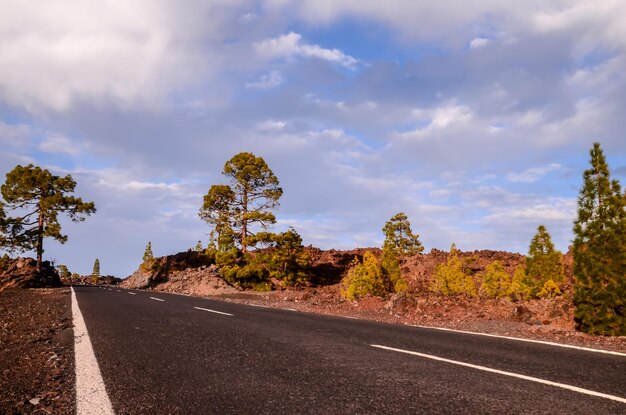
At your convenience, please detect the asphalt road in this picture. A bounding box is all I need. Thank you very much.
[73,285,626,414]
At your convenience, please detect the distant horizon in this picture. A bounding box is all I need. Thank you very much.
[1,2,625,276]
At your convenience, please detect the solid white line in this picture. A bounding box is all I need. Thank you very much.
[128,292,136,295]
[249,304,270,308]
[71,287,115,415]
[149,297,165,302]
[371,344,626,404]
[194,306,233,316]
[408,324,626,357]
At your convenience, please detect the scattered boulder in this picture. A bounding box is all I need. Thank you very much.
[512,305,533,323]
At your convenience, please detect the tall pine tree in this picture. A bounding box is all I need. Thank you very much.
[573,143,626,335]
[525,225,564,298]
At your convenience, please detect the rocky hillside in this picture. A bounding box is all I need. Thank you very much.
[0,257,61,291]
[122,246,572,294]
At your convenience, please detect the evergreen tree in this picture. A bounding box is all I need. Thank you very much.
[268,228,311,286]
[430,244,477,297]
[200,153,282,254]
[143,241,154,263]
[573,143,626,335]
[92,258,100,278]
[0,164,96,272]
[91,258,100,285]
[199,184,236,252]
[223,152,282,254]
[57,264,71,279]
[381,212,423,293]
[525,225,564,298]
[480,261,511,298]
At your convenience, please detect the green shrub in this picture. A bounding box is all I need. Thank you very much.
[480,261,511,298]
[430,244,476,297]
[341,252,387,300]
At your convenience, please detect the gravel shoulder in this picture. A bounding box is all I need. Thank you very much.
[0,287,74,414]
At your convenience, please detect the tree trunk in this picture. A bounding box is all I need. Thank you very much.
[36,195,44,273]
[242,190,248,254]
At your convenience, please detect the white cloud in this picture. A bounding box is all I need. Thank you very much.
[257,120,287,130]
[0,120,33,147]
[246,70,284,89]
[38,135,81,156]
[0,1,243,113]
[506,163,562,183]
[255,32,359,68]
[470,37,490,49]
[533,0,626,52]
[401,103,473,138]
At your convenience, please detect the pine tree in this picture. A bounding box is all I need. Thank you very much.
[143,241,154,263]
[267,227,311,287]
[92,258,100,277]
[0,164,96,272]
[573,143,626,335]
[525,225,564,298]
[194,241,204,252]
[200,153,282,254]
[480,260,511,298]
[91,258,100,284]
[381,212,423,293]
[57,264,71,279]
[430,244,477,297]
[341,252,387,300]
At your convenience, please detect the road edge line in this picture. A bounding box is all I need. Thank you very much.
[371,344,626,404]
[193,306,233,316]
[71,287,115,415]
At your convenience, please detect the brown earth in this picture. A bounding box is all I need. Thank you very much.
[0,287,74,414]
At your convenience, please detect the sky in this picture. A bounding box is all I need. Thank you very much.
[1,1,625,277]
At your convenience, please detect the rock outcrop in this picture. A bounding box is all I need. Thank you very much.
[0,257,61,291]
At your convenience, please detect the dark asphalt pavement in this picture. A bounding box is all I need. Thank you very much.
[74,286,626,414]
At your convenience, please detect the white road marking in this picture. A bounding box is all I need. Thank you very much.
[194,306,233,316]
[371,344,626,404]
[285,308,298,312]
[249,304,270,308]
[128,292,136,295]
[407,324,626,357]
[71,287,115,415]
[149,297,165,302]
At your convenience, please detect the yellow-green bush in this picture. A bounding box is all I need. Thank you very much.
[341,252,387,300]
[430,244,477,297]
[480,260,511,298]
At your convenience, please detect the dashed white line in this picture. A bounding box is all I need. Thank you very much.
[194,306,233,316]
[128,292,136,295]
[149,297,165,302]
[371,344,626,404]
[285,308,298,312]
[407,324,626,357]
[71,287,115,415]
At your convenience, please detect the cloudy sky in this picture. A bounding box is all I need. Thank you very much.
[1,1,625,276]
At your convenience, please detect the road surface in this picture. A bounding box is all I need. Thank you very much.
[72,285,626,414]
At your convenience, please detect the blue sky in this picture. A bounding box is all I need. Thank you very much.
[1,1,625,276]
